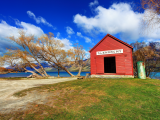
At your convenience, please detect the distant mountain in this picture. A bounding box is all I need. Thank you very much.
[67,59,90,72]
[6,62,51,71]
[5,59,90,72]
[38,59,90,72]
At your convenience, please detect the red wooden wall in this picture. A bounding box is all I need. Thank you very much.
[90,34,133,76]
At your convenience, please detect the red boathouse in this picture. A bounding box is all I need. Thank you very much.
[89,34,134,78]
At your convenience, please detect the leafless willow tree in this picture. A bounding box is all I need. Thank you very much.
[141,0,160,14]
[1,51,42,77]
[131,41,160,77]
[141,0,160,30]
[8,31,49,77]
[68,43,88,76]
[35,32,75,77]
[0,55,4,67]
[1,52,17,68]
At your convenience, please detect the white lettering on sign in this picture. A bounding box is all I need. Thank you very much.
[96,49,123,55]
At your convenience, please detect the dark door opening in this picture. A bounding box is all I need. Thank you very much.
[104,57,116,73]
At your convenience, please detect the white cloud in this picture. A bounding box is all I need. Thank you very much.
[0,20,44,38]
[16,21,44,37]
[74,3,160,41]
[55,36,90,58]
[0,20,44,54]
[84,37,91,43]
[55,37,73,50]
[0,20,20,38]
[74,3,142,40]
[55,37,90,58]
[0,20,74,56]
[77,32,83,37]
[66,26,75,34]
[89,0,99,7]
[77,32,91,43]
[27,11,56,29]
[56,32,60,38]
[68,35,71,38]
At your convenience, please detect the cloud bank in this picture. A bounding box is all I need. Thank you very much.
[0,20,44,54]
[74,3,142,40]
[74,2,160,41]
[0,19,75,54]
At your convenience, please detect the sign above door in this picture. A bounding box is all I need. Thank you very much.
[96,49,123,55]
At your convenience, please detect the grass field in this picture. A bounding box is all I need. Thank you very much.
[0,78,160,120]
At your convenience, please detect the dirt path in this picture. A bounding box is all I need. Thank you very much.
[0,77,77,114]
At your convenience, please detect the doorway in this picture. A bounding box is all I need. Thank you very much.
[104,57,116,73]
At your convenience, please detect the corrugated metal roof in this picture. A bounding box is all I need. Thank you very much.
[89,34,133,53]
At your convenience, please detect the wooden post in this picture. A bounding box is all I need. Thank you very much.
[58,66,60,77]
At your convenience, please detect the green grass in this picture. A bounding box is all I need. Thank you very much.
[1,78,160,120]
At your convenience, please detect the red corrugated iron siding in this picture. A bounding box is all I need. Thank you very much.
[90,54,96,75]
[116,55,125,74]
[90,35,133,76]
[96,56,104,73]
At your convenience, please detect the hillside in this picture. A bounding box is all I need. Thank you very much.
[45,59,90,72]
[6,59,91,72]
[0,67,15,74]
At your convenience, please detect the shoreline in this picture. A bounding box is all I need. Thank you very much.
[0,72,8,74]
[0,72,19,74]
[0,71,90,79]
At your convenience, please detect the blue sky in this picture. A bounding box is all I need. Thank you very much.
[0,0,160,56]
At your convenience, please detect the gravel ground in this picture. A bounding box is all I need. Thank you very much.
[0,77,77,114]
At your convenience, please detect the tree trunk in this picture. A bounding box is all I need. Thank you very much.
[58,67,60,77]
[24,68,41,78]
[77,66,82,76]
[37,62,49,77]
[25,59,46,77]
[31,66,46,77]
[28,47,49,77]
[47,59,74,77]
[62,66,75,77]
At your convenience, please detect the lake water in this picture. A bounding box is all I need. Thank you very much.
[149,72,160,79]
[0,72,159,79]
[0,72,90,78]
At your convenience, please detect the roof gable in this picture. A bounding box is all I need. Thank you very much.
[89,34,133,53]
